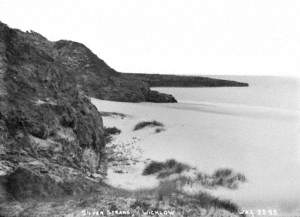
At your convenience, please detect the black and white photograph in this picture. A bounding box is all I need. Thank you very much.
[0,1,299,216]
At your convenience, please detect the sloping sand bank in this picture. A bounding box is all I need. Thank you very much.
[92,98,300,216]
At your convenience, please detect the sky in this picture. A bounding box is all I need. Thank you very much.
[0,0,299,77]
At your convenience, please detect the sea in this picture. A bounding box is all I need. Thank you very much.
[151,76,300,216]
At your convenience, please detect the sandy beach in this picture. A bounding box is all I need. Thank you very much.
[92,82,300,216]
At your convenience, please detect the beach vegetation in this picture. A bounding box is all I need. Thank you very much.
[104,126,121,143]
[143,160,247,191]
[211,168,247,190]
[133,120,164,131]
[154,128,165,133]
[142,159,191,178]
[100,112,127,119]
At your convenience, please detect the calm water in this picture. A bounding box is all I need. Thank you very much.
[154,76,300,110]
[152,76,300,215]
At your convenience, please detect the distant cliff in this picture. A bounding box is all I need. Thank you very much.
[124,73,249,87]
[53,40,176,103]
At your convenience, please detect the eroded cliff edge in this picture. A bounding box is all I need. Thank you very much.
[0,22,107,202]
[53,40,177,103]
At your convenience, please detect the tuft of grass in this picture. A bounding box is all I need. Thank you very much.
[104,126,121,135]
[149,179,241,215]
[142,159,190,178]
[156,179,179,201]
[155,128,165,133]
[142,161,165,176]
[193,192,240,214]
[100,112,127,119]
[143,160,247,191]
[130,200,151,211]
[193,168,247,190]
[104,126,121,143]
[133,121,164,131]
[211,168,247,190]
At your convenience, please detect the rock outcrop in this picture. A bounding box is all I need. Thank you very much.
[124,73,249,87]
[53,40,177,103]
[49,40,166,102]
[0,21,106,201]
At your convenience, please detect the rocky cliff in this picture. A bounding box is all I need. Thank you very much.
[0,21,108,202]
[53,40,177,103]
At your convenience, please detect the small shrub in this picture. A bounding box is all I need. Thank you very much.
[144,161,247,191]
[130,200,151,211]
[104,126,121,143]
[100,112,127,119]
[194,192,239,213]
[212,168,247,189]
[157,180,179,200]
[155,128,165,133]
[104,127,121,135]
[213,168,233,178]
[108,202,118,211]
[142,161,165,176]
[133,121,164,131]
[142,159,190,178]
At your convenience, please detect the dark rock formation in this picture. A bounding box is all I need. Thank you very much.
[147,90,177,103]
[0,21,106,201]
[1,23,177,104]
[50,40,177,103]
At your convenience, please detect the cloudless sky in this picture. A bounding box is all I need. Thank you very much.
[0,0,299,76]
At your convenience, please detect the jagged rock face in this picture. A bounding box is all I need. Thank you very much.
[53,40,177,102]
[1,22,177,104]
[54,40,145,102]
[0,22,106,200]
[147,90,177,103]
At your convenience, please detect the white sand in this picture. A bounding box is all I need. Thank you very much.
[92,96,300,215]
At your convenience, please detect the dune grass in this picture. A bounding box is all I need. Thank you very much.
[130,180,241,216]
[104,126,121,143]
[100,112,127,119]
[211,168,247,190]
[133,120,164,131]
[143,159,190,178]
[143,159,247,190]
